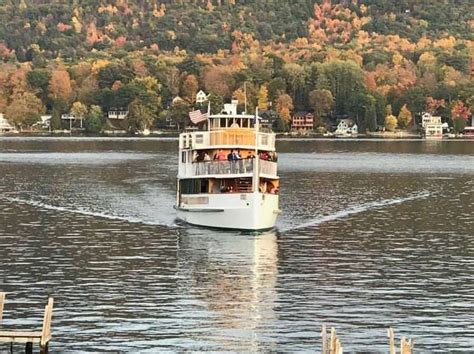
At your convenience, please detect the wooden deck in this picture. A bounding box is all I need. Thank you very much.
[0,293,53,353]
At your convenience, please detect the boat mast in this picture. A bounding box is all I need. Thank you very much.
[253,107,259,193]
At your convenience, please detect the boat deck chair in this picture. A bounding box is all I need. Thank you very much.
[0,293,54,354]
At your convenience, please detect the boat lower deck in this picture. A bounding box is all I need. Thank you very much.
[176,192,279,230]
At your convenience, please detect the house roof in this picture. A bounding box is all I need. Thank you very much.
[293,111,313,118]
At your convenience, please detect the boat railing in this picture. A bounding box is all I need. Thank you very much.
[193,159,254,176]
[192,158,277,177]
[259,159,278,176]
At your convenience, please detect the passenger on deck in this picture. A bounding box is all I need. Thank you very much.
[227,150,236,161]
[247,151,255,159]
[214,149,226,161]
[203,152,211,161]
[259,152,270,161]
[234,150,242,160]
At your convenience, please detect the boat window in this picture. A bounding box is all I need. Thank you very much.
[181,151,186,163]
[261,135,268,145]
[196,134,204,144]
[220,118,226,128]
[180,179,202,195]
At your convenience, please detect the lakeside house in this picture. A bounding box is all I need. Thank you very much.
[291,112,314,131]
[172,96,184,105]
[32,115,52,129]
[61,113,84,130]
[108,110,128,120]
[464,117,474,136]
[335,119,358,136]
[0,114,14,132]
[259,110,278,131]
[196,90,209,104]
[421,112,443,139]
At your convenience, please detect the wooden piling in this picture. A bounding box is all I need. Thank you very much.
[388,327,395,354]
[321,324,328,354]
[0,295,53,353]
[0,292,5,323]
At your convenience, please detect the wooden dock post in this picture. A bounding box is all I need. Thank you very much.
[328,327,343,354]
[0,292,5,323]
[0,294,54,354]
[400,336,414,354]
[388,328,414,354]
[321,325,328,354]
[388,327,395,354]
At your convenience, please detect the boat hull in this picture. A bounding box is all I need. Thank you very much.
[176,192,279,230]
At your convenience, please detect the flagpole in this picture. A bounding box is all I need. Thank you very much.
[244,82,247,114]
[207,99,211,131]
[253,107,259,193]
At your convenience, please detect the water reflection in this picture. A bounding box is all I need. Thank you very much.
[0,138,473,351]
[176,230,278,351]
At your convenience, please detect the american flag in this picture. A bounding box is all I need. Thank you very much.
[188,110,208,124]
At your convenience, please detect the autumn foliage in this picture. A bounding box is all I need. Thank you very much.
[0,0,471,133]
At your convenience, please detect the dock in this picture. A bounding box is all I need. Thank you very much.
[0,293,53,354]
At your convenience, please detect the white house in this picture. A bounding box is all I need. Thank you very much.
[335,119,358,136]
[32,115,52,129]
[172,96,184,105]
[0,114,14,132]
[196,90,208,104]
[61,113,84,129]
[108,110,128,120]
[421,112,443,139]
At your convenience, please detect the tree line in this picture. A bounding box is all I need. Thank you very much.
[0,0,472,133]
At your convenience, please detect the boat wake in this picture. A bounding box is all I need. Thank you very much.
[284,191,432,231]
[2,196,179,228]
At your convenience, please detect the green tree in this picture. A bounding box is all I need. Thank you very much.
[170,101,192,131]
[50,109,62,130]
[26,70,50,101]
[267,77,286,102]
[272,117,289,132]
[208,93,224,115]
[127,99,155,133]
[98,63,134,89]
[85,105,103,134]
[316,60,366,117]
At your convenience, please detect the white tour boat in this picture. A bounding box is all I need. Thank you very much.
[175,101,280,230]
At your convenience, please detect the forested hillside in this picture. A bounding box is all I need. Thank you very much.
[0,0,472,132]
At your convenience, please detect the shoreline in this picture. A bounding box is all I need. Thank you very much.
[1,131,473,141]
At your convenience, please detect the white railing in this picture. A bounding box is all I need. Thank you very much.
[259,159,278,176]
[190,158,277,177]
[193,159,254,176]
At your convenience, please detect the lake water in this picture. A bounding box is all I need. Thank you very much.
[0,137,473,352]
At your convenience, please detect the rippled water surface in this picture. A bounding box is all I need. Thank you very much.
[0,137,473,352]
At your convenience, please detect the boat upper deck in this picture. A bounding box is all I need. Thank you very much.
[179,128,276,151]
